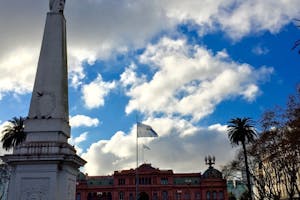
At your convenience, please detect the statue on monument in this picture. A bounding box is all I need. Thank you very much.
[49,0,65,13]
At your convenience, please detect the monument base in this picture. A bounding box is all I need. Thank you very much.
[2,150,85,200]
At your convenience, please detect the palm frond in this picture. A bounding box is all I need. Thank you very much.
[1,116,26,150]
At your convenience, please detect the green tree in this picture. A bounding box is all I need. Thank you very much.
[1,116,26,151]
[227,117,257,200]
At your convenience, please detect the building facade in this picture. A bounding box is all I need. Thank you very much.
[76,163,227,200]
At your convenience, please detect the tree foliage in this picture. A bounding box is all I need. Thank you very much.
[225,86,300,200]
[228,118,257,146]
[1,116,26,151]
[259,86,300,200]
[227,117,257,200]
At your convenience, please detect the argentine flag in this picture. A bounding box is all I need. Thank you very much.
[137,122,158,137]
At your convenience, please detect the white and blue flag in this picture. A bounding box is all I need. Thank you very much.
[142,144,151,150]
[137,122,158,137]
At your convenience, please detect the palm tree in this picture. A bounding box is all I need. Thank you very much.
[1,116,26,151]
[227,117,257,200]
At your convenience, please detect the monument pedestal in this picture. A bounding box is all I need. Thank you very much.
[3,129,86,200]
[4,152,84,200]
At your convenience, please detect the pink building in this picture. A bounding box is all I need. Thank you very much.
[76,163,227,200]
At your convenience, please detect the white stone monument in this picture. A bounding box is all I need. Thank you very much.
[2,1,86,199]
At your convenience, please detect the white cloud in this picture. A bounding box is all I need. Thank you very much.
[217,0,300,40]
[82,130,137,175]
[69,132,89,155]
[70,132,88,145]
[68,49,97,87]
[161,0,300,40]
[241,84,260,101]
[120,63,146,88]
[125,37,273,121]
[70,115,100,128]
[252,45,270,55]
[81,117,235,175]
[82,74,116,109]
[208,123,228,132]
[0,0,298,97]
[0,0,169,96]
[0,48,38,99]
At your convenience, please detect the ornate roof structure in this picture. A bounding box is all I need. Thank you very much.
[202,166,223,179]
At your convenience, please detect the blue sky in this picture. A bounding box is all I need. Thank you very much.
[0,0,299,175]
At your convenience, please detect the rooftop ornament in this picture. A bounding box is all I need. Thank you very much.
[205,155,215,168]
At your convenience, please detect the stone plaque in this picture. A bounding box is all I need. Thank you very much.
[21,178,49,200]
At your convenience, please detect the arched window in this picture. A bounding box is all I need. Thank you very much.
[184,192,190,200]
[87,193,92,200]
[195,192,201,200]
[119,192,124,200]
[206,191,211,200]
[219,191,224,200]
[176,192,181,200]
[107,192,112,200]
[162,191,168,200]
[93,192,97,199]
[76,192,81,200]
[102,192,106,200]
[129,193,134,200]
[212,191,217,200]
[153,192,158,200]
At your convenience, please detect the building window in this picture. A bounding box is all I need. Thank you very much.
[184,192,191,200]
[219,191,224,200]
[139,177,152,185]
[206,191,211,200]
[107,192,112,200]
[76,192,81,200]
[212,191,217,200]
[119,192,124,200]
[160,177,168,185]
[195,192,201,200]
[162,191,168,200]
[118,178,125,185]
[153,192,158,200]
[129,193,134,200]
[87,193,92,200]
[176,191,182,200]
[100,192,106,199]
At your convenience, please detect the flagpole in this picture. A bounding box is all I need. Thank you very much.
[142,144,144,163]
[136,117,139,200]
[135,120,158,200]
